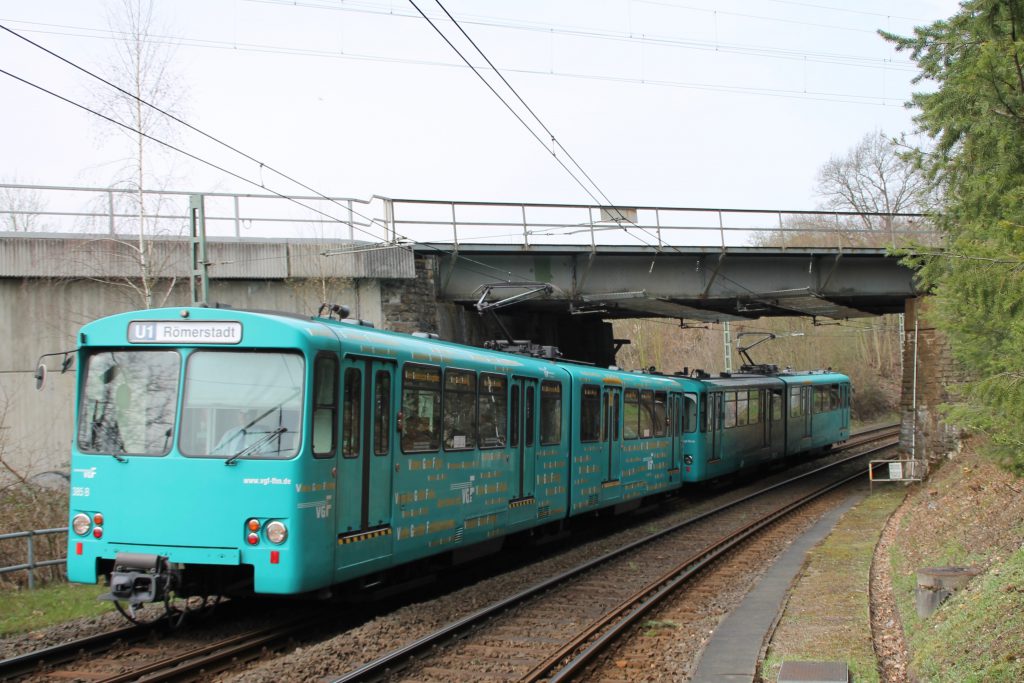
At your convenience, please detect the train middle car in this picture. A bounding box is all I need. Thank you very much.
[64,306,850,605]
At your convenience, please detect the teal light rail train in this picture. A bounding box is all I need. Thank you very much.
[64,305,850,612]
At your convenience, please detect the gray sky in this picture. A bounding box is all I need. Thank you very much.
[2,0,958,217]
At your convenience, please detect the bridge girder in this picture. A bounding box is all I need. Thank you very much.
[425,244,919,323]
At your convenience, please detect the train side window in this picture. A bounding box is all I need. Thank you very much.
[814,385,832,413]
[580,385,601,442]
[373,371,391,455]
[683,393,698,433]
[599,392,608,442]
[829,384,841,410]
[540,381,562,445]
[736,392,749,427]
[653,391,668,437]
[749,390,762,423]
[312,355,338,458]
[639,390,656,438]
[771,390,783,422]
[342,367,361,458]
[478,373,507,448]
[401,364,441,453]
[789,386,803,418]
[623,389,640,439]
[612,391,620,441]
[510,384,521,448]
[525,384,535,447]
[444,369,477,451]
[724,392,737,428]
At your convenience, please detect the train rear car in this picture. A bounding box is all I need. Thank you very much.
[667,367,851,484]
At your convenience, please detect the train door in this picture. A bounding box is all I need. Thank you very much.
[709,392,724,462]
[769,388,785,457]
[510,377,537,503]
[602,386,621,487]
[336,357,394,568]
[670,393,683,471]
[801,386,813,439]
[841,383,851,431]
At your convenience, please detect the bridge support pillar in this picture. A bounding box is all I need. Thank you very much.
[901,297,966,462]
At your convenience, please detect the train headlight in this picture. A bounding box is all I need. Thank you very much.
[683,454,694,465]
[246,532,260,546]
[92,526,103,539]
[72,513,91,536]
[93,513,104,526]
[265,521,288,545]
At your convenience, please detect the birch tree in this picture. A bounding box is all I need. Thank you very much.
[94,0,186,308]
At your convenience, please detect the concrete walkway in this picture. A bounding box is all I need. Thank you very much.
[689,491,867,683]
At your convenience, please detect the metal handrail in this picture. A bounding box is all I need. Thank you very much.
[1,182,941,250]
[0,527,67,589]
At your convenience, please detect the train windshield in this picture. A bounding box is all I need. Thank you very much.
[180,351,304,460]
[77,350,181,456]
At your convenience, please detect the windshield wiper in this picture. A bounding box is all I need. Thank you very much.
[90,419,127,462]
[224,427,287,466]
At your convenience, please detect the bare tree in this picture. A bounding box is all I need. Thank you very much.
[0,178,47,232]
[815,130,929,242]
[93,0,187,308]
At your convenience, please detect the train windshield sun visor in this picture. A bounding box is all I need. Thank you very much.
[77,350,181,457]
[180,351,304,460]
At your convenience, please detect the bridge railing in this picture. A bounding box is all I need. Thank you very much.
[1,183,940,250]
[383,198,939,250]
[0,528,67,589]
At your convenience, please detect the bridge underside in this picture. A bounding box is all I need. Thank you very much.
[429,244,917,323]
[422,244,918,368]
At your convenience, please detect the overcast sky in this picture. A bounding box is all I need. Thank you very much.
[2,0,959,223]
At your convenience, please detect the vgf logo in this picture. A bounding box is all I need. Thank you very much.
[128,322,157,342]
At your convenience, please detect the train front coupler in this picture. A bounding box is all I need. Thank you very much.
[100,552,180,620]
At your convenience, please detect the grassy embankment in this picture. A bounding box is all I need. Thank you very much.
[762,442,1024,681]
[761,487,906,683]
[1,583,112,637]
[889,445,1024,681]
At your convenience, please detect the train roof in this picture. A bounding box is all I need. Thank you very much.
[76,307,681,390]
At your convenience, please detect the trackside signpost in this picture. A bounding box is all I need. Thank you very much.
[869,458,926,490]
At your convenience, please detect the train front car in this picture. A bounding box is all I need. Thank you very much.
[67,308,335,614]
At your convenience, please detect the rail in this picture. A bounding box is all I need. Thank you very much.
[0,527,67,589]
[328,430,899,683]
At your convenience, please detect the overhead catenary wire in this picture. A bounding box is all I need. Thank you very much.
[2,20,914,107]
[408,0,691,271]
[406,0,608,209]
[242,0,920,70]
[404,0,811,298]
[0,23,542,286]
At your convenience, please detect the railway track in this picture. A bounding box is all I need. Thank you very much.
[0,425,897,683]
[328,428,898,682]
[0,601,344,683]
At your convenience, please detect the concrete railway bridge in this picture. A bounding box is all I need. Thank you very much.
[0,187,952,477]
